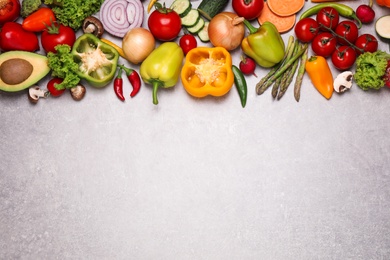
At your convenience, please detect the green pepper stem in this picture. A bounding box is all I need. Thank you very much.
[152,81,161,105]
[243,20,258,34]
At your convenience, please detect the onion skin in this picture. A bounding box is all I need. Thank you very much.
[122,27,156,64]
[208,12,245,51]
[100,0,144,38]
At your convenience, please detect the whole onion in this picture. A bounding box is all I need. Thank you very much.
[100,0,144,38]
[122,27,156,64]
[208,12,245,51]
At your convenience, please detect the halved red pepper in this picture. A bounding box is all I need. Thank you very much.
[0,22,39,52]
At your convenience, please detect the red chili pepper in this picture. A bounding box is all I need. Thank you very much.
[119,65,142,97]
[114,68,125,101]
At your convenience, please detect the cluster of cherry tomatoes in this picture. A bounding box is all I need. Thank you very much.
[294,7,378,70]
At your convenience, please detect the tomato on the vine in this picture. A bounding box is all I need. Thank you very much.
[294,18,319,43]
[47,78,66,97]
[41,23,76,53]
[354,34,378,55]
[179,34,197,55]
[311,32,337,57]
[335,20,359,45]
[0,0,20,26]
[316,7,339,31]
[148,4,182,41]
[232,0,264,21]
[331,46,357,70]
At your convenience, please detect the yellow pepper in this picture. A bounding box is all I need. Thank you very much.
[305,56,334,100]
[180,47,234,98]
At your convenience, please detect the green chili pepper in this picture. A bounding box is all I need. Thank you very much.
[299,3,362,29]
[232,65,247,108]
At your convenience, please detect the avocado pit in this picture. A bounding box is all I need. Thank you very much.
[0,58,33,85]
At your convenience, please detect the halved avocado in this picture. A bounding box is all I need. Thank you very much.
[0,51,50,92]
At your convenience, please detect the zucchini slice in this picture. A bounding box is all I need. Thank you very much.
[181,9,200,27]
[197,22,210,42]
[187,18,205,34]
[376,15,390,40]
[170,0,192,18]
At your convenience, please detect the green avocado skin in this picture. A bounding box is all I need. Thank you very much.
[0,51,50,92]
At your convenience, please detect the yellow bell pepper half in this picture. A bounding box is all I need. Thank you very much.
[180,47,234,98]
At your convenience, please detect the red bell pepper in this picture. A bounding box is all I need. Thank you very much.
[0,0,20,26]
[0,22,40,52]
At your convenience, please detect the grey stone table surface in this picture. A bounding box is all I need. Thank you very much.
[1,1,390,259]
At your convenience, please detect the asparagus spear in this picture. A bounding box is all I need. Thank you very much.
[294,45,309,102]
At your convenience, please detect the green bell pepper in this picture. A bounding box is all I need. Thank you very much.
[71,33,119,88]
[241,20,285,68]
[140,42,184,105]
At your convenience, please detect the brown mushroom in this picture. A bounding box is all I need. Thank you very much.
[70,84,86,101]
[28,86,49,104]
[82,16,104,38]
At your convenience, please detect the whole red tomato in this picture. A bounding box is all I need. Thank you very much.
[335,20,359,45]
[0,22,39,52]
[47,78,66,97]
[354,34,378,55]
[294,18,319,43]
[0,0,20,26]
[232,0,264,20]
[331,46,357,70]
[316,7,339,31]
[41,23,76,53]
[148,4,181,41]
[311,32,337,57]
[179,34,197,55]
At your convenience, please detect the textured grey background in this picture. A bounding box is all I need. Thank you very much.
[1,1,390,259]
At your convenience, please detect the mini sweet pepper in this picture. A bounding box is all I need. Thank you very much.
[376,0,390,7]
[305,56,334,100]
[180,46,234,98]
[140,42,184,105]
[241,20,285,68]
[71,33,119,88]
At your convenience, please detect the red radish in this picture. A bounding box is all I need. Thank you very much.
[239,56,257,77]
[356,0,375,24]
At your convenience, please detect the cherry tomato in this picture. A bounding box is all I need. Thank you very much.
[311,32,337,57]
[47,78,66,97]
[354,34,378,55]
[41,23,76,53]
[232,0,264,20]
[335,20,358,45]
[331,46,357,70]
[316,7,339,31]
[294,18,319,43]
[179,34,197,55]
[0,0,20,26]
[22,7,56,32]
[148,5,181,41]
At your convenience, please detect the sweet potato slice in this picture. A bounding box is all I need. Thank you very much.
[267,0,305,17]
[258,2,296,33]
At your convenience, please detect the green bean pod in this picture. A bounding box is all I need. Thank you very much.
[299,3,362,29]
[232,65,247,108]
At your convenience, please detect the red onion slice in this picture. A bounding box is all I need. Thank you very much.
[100,0,144,38]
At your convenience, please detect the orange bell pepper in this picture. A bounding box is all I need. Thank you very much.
[376,0,390,7]
[305,56,334,100]
[180,47,234,98]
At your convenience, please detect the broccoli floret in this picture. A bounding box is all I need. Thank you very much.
[21,0,42,18]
